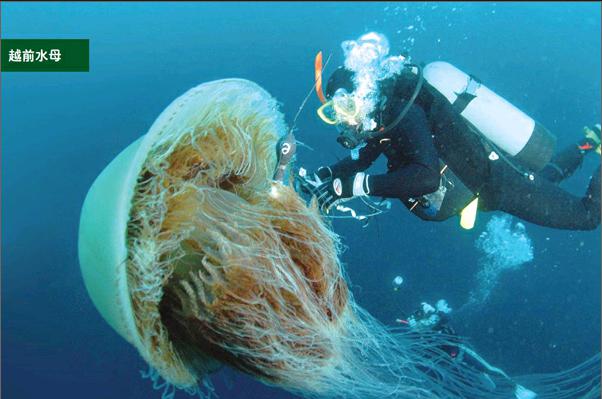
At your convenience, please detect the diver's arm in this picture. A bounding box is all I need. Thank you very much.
[368,105,440,199]
[369,163,439,198]
[314,105,440,212]
[328,139,382,178]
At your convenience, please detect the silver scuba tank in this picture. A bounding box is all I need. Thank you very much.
[422,61,556,172]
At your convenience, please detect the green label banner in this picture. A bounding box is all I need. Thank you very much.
[1,39,89,72]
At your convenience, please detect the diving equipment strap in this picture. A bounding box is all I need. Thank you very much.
[453,74,481,114]
[376,64,425,135]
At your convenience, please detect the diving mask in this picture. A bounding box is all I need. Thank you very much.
[316,89,361,126]
[316,89,368,149]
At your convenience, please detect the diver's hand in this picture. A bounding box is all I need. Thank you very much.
[314,179,347,213]
[313,166,333,183]
[315,172,370,213]
[302,166,333,192]
[295,166,331,197]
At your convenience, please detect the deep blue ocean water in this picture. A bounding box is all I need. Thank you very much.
[2,2,600,398]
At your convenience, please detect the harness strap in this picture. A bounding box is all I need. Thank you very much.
[453,74,481,113]
[378,64,425,135]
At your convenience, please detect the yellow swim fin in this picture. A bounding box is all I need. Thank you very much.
[460,197,479,230]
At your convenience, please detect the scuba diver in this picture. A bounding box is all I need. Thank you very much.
[299,32,601,231]
[399,300,538,399]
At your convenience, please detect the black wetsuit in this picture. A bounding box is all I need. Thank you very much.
[327,69,601,230]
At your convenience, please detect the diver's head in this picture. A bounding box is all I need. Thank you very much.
[317,67,376,149]
[315,32,408,149]
[325,66,354,99]
[407,302,441,330]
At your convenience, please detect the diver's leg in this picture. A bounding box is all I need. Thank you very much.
[481,162,601,230]
[540,125,602,183]
[539,144,589,183]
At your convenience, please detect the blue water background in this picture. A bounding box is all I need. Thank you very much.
[2,2,600,398]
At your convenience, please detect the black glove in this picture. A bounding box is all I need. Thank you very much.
[314,166,333,182]
[315,172,370,213]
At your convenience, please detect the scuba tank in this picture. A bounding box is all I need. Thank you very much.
[422,61,556,172]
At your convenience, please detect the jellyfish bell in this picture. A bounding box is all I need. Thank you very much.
[78,78,350,393]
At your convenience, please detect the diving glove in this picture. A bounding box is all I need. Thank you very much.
[295,166,333,199]
[315,172,370,213]
[313,166,333,182]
